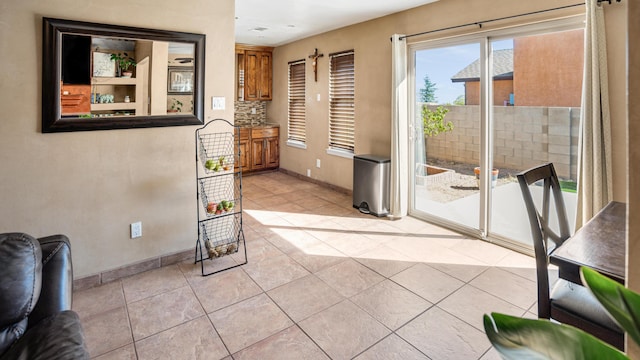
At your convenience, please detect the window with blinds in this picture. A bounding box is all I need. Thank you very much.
[288,60,306,143]
[329,50,355,153]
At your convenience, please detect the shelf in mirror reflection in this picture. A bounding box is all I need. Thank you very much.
[91,102,137,111]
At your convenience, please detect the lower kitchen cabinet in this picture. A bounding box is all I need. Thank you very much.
[265,136,279,168]
[235,125,279,173]
[251,137,267,170]
[235,128,251,171]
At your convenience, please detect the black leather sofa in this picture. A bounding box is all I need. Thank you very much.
[0,233,88,359]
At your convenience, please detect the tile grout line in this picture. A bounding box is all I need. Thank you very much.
[118,279,140,359]
[180,263,235,358]
[259,289,334,360]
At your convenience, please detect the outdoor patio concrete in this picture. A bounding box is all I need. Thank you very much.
[414,181,577,247]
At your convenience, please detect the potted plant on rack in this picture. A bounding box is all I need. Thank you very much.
[168,98,183,113]
[110,52,137,77]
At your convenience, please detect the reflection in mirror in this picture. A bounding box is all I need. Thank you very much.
[43,18,205,132]
[61,36,195,117]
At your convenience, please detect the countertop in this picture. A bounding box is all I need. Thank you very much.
[238,123,280,129]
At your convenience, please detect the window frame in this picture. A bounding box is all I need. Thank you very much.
[327,50,355,157]
[287,59,307,149]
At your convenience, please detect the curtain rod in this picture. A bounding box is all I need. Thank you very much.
[398,0,621,41]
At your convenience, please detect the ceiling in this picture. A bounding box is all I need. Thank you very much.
[235,0,439,47]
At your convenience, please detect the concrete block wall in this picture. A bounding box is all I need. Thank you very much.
[422,104,580,179]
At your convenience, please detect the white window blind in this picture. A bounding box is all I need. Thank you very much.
[288,60,306,143]
[329,51,355,152]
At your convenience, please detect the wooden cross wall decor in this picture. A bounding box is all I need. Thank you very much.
[308,48,324,82]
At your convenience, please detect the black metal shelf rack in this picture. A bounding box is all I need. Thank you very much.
[194,119,247,276]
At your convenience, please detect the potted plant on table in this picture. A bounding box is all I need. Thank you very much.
[110,52,137,77]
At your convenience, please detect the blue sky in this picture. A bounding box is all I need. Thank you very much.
[414,39,513,104]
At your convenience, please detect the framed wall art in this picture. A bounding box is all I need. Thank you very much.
[92,52,116,77]
[167,67,194,94]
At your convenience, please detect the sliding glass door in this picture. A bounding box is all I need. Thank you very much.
[411,42,483,234]
[489,30,582,247]
[409,18,584,249]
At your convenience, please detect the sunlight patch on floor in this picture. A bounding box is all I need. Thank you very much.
[244,209,537,269]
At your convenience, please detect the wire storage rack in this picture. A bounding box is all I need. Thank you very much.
[194,119,247,276]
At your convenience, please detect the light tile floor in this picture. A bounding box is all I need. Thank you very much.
[74,171,545,360]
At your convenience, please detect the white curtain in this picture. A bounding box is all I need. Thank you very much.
[575,0,613,229]
[389,34,408,219]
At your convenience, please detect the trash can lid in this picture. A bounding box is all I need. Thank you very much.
[354,154,390,163]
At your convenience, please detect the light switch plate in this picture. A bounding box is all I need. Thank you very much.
[211,96,225,110]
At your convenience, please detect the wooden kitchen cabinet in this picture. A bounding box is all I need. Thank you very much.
[244,50,272,101]
[250,126,279,171]
[234,127,251,172]
[236,45,273,101]
[238,139,250,170]
[251,137,267,170]
[265,136,279,168]
[234,125,279,173]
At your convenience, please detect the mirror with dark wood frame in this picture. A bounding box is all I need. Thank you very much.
[42,17,205,133]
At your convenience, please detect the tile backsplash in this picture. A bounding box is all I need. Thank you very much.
[235,100,267,126]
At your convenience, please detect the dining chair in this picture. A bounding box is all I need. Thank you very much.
[517,163,624,350]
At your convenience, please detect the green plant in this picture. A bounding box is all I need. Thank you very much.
[110,52,137,74]
[422,105,453,137]
[169,98,183,112]
[419,74,437,103]
[484,267,640,359]
[453,94,465,105]
[560,180,577,193]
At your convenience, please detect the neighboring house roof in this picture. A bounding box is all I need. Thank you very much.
[451,49,513,82]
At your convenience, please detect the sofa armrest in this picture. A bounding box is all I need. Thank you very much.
[0,311,88,360]
[28,235,73,329]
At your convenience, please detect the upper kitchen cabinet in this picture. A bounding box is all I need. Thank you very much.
[236,44,273,101]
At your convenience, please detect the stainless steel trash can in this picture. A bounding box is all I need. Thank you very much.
[353,154,390,217]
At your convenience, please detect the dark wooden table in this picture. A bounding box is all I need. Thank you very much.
[550,201,626,285]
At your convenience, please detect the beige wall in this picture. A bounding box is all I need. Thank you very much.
[0,0,235,278]
[268,0,627,203]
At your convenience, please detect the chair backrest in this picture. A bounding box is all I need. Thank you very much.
[516,163,571,318]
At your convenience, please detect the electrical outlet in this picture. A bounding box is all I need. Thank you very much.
[251,108,257,114]
[316,94,321,101]
[306,169,311,177]
[131,221,142,238]
[316,159,321,168]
